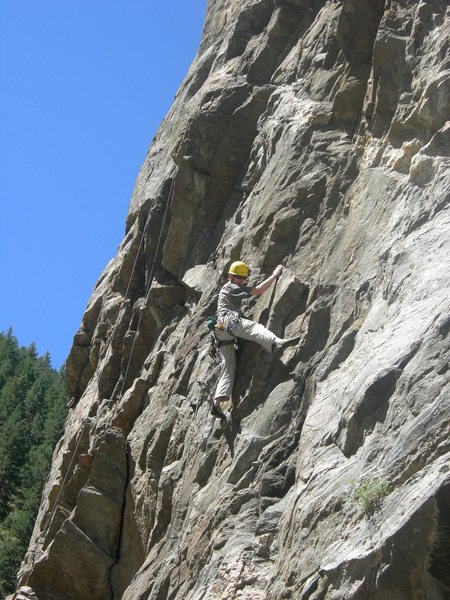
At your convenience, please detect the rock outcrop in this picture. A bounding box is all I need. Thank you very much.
[13,0,450,598]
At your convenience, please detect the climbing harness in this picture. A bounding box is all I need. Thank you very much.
[206,310,238,361]
[208,332,235,361]
[206,310,239,334]
[221,310,239,333]
[208,332,220,361]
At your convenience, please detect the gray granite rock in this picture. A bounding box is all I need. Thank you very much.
[16,1,450,599]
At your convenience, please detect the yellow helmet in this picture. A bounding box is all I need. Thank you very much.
[228,261,248,277]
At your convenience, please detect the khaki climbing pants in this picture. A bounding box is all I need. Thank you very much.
[214,317,282,400]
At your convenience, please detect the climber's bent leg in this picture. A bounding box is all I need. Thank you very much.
[232,318,282,353]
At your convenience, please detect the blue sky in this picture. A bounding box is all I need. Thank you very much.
[0,0,207,369]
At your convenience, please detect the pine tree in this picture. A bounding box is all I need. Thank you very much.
[0,331,68,597]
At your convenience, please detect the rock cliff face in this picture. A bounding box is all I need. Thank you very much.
[13,1,449,599]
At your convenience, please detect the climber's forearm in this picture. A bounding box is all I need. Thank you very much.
[250,265,283,296]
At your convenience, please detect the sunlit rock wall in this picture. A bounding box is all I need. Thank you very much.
[14,1,449,599]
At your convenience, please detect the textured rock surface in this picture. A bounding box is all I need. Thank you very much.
[13,1,450,599]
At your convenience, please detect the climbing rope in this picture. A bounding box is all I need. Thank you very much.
[96,184,167,379]
[42,177,175,537]
[117,176,174,400]
[42,418,89,535]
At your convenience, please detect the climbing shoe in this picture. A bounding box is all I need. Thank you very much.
[210,404,226,419]
[272,335,301,354]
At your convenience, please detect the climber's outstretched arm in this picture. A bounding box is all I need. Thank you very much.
[250,264,283,296]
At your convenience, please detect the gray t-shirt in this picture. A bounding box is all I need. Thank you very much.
[217,281,252,316]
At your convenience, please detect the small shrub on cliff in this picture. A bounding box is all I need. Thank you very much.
[353,478,390,515]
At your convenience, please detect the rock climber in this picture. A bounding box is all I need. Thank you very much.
[211,260,299,418]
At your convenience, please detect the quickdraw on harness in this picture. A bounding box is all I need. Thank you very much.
[206,311,238,361]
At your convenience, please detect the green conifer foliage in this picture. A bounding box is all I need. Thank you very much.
[0,330,68,597]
